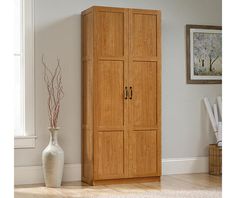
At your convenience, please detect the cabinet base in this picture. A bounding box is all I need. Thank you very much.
[84,176,161,186]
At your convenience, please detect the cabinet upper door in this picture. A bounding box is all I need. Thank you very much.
[128,9,161,177]
[93,7,129,180]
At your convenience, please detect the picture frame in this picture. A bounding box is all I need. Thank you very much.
[186,25,222,84]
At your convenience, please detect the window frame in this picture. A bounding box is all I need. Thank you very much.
[14,0,36,149]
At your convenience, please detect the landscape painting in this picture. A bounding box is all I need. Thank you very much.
[186,25,222,84]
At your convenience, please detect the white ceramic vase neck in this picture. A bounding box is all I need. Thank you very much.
[49,128,59,145]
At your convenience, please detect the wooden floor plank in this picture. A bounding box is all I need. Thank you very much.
[15,174,222,198]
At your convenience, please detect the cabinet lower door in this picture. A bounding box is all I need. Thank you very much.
[94,131,125,179]
[94,60,128,180]
[128,61,160,177]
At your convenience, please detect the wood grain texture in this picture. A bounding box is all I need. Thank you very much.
[128,9,162,177]
[130,61,157,127]
[128,131,157,177]
[82,6,161,185]
[96,11,124,57]
[94,131,125,179]
[93,7,129,183]
[81,10,94,185]
[132,13,157,57]
[93,176,160,185]
[96,60,124,127]
[15,174,221,197]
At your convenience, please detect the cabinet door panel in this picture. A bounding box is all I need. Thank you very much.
[132,12,157,57]
[94,131,124,179]
[96,11,124,57]
[131,61,157,127]
[96,60,124,127]
[128,131,157,176]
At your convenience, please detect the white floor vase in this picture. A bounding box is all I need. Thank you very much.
[42,128,64,188]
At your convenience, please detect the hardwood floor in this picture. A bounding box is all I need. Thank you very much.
[15,174,221,198]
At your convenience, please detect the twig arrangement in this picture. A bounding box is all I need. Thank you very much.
[42,55,64,129]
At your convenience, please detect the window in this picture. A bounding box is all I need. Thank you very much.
[14,0,35,148]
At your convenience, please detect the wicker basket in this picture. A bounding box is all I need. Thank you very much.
[209,144,222,175]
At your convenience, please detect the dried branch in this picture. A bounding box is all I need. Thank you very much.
[42,55,64,129]
[211,55,219,66]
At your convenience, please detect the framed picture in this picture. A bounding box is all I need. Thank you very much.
[186,25,222,84]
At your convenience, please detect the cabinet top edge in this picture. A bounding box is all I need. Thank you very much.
[81,6,161,14]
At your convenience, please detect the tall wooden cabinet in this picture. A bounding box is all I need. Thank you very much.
[82,6,161,185]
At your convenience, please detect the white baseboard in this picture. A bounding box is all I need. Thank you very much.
[14,163,81,185]
[162,157,208,175]
[15,157,208,185]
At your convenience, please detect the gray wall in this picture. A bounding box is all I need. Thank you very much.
[15,0,222,166]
